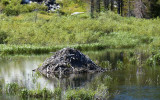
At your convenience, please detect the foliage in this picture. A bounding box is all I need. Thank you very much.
[0,30,7,44]
[147,53,160,66]
[65,88,95,100]
[0,80,3,94]
[57,0,87,14]
[24,88,54,98]
[0,11,160,54]
[4,82,62,99]
[5,82,22,94]
[53,87,62,100]
[99,61,112,69]
[116,60,125,70]
[0,0,47,16]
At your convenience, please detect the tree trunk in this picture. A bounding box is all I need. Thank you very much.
[96,0,101,12]
[120,0,123,16]
[111,0,114,11]
[128,0,131,17]
[104,0,109,11]
[134,0,146,18]
[117,0,121,14]
[91,0,94,18]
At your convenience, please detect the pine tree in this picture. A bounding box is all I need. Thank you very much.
[91,0,94,18]
[134,0,146,18]
[104,0,109,11]
[117,0,121,14]
[96,0,100,12]
[111,0,114,11]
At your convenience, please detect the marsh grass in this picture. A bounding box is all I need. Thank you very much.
[65,88,95,100]
[146,53,160,66]
[0,43,109,55]
[20,88,54,98]
[116,60,125,70]
[5,82,23,95]
[99,61,112,69]
[2,75,113,100]
[0,11,160,50]
[3,82,62,99]
[0,80,3,94]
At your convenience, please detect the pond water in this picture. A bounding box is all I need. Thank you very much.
[0,50,160,100]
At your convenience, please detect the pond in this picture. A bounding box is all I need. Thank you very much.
[0,50,160,100]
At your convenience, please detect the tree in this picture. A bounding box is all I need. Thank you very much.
[104,0,109,11]
[120,0,124,16]
[91,0,94,18]
[150,0,160,17]
[111,0,114,11]
[134,0,147,18]
[117,0,121,14]
[96,0,100,12]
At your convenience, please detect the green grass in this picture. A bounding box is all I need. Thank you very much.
[65,88,95,100]
[0,43,130,55]
[20,88,54,98]
[0,11,160,55]
[3,82,61,99]
[2,81,109,100]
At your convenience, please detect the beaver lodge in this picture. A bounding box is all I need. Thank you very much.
[36,48,104,77]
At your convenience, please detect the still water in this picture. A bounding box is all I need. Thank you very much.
[0,50,160,100]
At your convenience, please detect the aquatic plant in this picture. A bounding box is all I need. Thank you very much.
[53,87,62,100]
[99,61,112,69]
[0,30,7,44]
[5,82,22,95]
[19,88,55,98]
[147,53,160,66]
[3,82,63,99]
[85,75,111,99]
[65,88,95,100]
[0,83,2,94]
[116,60,125,70]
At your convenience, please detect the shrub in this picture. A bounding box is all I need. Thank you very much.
[2,0,47,16]
[1,0,9,6]
[3,0,22,16]
[0,31,7,44]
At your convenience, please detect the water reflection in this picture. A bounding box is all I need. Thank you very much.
[0,50,160,100]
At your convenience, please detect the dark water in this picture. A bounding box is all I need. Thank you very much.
[0,50,160,100]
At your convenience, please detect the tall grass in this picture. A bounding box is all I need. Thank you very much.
[65,88,95,100]
[3,82,62,99]
[0,11,160,54]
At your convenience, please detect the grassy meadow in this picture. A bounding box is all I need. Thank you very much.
[0,11,160,55]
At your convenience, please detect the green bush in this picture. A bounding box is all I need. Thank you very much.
[0,31,7,44]
[2,0,47,16]
[1,0,9,6]
[4,4,21,16]
[3,0,22,16]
